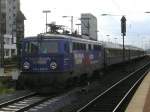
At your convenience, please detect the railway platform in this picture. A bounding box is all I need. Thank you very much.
[125,71,150,112]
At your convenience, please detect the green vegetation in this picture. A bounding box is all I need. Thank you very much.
[0,87,15,95]
[0,81,15,95]
[1,56,17,95]
[4,56,18,66]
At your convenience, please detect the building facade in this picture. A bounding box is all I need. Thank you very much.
[81,13,97,40]
[1,0,25,58]
[4,34,16,58]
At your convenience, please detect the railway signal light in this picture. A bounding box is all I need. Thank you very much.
[121,16,126,62]
[121,16,126,36]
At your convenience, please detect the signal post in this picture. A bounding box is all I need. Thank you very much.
[121,16,126,62]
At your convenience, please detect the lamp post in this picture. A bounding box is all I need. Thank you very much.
[114,37,117,47]
[62,16,74,34]
[145,11,150,13]
[145,11,150,50]
[106,34,110,42]
[43,10,51,33]
[114,37,117,43]
[76,23,81,34]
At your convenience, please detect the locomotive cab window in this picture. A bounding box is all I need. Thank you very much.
[25,41,39,54]
[40,41,58,53]
[24,41,59,54]
[88,44,92,51]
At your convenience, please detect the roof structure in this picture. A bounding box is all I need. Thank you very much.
[24,33,144,51]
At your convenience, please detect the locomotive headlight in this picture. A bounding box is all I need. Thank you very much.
[50,61,57,70]
[23,61,30,69]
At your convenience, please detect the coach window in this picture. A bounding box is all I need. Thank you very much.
[77,43,80,50]
[73,42,77,50]
[73,43,75,50]
[88,44,91,51]
[98,45,101,50]
[82,44,85,50]
[75,43,78,50]
[78,43,81,50]
[94,45,101,50]
[82,44,84,50]
[72,43,75,50]
[80,43,82,50]
[93,45,96,50]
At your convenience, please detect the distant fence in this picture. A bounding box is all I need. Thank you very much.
[4,64,17,68]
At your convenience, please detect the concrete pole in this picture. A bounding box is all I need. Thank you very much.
[123,34,125,62]
[43,10,51,33]
[0,0,4,76]
[71,16,73,34]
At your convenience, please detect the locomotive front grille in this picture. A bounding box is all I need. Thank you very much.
[32,57,49,64]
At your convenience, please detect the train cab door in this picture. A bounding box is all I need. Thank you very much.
[64,42,70,54]
[63,41,73,71]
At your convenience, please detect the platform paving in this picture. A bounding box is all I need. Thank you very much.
[125,72,150,112]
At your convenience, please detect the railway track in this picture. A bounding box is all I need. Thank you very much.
[1,59,149,112]
[0,92,49,112]
[77,62,150,112]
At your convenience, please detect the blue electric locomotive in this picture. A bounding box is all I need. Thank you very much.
[19,34,104,88]
[18,33,146,90]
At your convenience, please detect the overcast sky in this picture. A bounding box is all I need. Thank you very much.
[20,0,150,49]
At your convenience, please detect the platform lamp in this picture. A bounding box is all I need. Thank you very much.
[43,10,51,33]
[76,23,81,34]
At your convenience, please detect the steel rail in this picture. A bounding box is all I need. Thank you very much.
[0,92,36,108]
[77,62,150,112]
[112,69,149,112]
[15,96,49,112]
[0,95,49,112]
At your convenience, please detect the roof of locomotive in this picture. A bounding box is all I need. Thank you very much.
[23,34,102,45]
[23,34,144,51]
